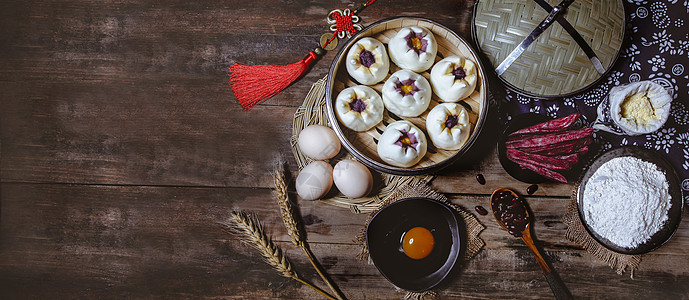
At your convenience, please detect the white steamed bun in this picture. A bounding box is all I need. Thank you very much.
[426,103,471,150]
[335,85,384,132]
[388,26,437,72]
[377,120,427,168]
[381,70,432,117]
[430,56,478,102]
[345,37,390,85]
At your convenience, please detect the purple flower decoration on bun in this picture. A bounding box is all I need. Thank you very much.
[394,129,419,152]
[394,79,419,97]
[405,31,428,55]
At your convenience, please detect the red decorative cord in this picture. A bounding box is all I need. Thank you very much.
[324,11,356,48]
[321,0,377,49]
[229,0,378,110]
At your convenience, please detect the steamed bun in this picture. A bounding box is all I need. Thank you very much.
[345,37,390,85]
[430,56,478,102]
[388,26,437,73]
[426,103,471,150]
[377,120,427,167]
[381,70,432,117]
[335,85,384,132]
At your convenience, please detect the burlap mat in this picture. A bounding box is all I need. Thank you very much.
[356,180,486,299]
[291,75,433,214]
[562,197,641,277]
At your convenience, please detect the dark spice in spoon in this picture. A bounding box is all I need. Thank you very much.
[491,190,528,237]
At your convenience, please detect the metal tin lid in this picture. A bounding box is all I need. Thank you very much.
[473,0,626,97]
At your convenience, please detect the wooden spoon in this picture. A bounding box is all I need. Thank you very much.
[490,188,572,300]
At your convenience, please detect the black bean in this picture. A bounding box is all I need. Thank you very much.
[474,205,488,215]
[476,174,486,185]
[527,184,538,195]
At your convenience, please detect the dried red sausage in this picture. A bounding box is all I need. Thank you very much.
[507,149,572,170]
[515,136,592,156]
[509,113,581,136]
[506,127,593,149]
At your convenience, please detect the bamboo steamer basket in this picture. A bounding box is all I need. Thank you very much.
[325,17,488,175]
[472,0,626,98]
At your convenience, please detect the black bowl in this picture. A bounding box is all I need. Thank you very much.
[576,146,684,254]
[497,113,592,183]
[497,113,552,183]
[366,198,462,292]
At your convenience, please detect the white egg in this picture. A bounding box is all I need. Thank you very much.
[333,159,373,198]
[298,125,341,160]
[296,161,333,200]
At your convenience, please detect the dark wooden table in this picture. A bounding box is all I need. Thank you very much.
[1,0,688,298]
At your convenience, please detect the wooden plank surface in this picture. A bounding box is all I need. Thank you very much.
[1,0,688,299]
[1,183,688,299]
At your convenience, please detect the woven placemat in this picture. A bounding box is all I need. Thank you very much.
[291,75,433,213]
[562,197,641,277]
[355,180,486,298]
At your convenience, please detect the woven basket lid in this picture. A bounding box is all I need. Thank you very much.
[473,0,626,97]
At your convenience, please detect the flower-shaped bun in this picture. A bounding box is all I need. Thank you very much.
[426,103,471,150]
[345,37,390,85]
[377,120,427,168]
[430,56,478,102]
[381,70,432,117]
[388,27,437,72]
[335,85,384,132]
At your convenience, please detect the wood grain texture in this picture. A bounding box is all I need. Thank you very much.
[1,0,688,299]
[0,0,474,188]
[1,184,687,299]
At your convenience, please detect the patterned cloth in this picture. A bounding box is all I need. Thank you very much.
[500,0,689,201]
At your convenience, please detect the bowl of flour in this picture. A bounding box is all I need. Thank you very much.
[576,146,683,254]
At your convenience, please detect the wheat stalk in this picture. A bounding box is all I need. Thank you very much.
[274,159,304,245]
[228,210,336,300]
[273,159,346,300]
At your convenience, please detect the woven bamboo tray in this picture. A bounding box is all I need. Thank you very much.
[325,17,488,175]
[291,76,432,213]
[473,0,625,97]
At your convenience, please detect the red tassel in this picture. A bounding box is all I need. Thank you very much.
[229,50,321,110]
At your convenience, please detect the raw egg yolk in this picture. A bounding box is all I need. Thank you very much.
[402,227,435,260]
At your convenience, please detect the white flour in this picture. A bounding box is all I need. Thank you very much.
[582,156,671,248]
